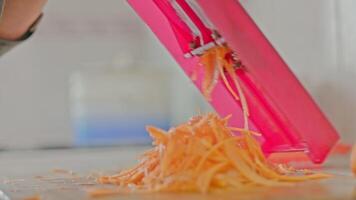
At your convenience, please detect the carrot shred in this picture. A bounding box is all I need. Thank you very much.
[351,144,356,175]
[331,142,352,155]
[51,168,76,176]
[268,152,311,164]
[228,127,261,136]
[200,50,219,100]
[23,195,41,200]
[199,45,249,129]
[87,188,121,198]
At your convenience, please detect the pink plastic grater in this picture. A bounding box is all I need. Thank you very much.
[127,0,339,164]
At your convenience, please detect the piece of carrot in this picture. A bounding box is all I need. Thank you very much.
[87,188,121,198]
[351,144,356,175]
[331,142,352,155]
[23,195,41,200]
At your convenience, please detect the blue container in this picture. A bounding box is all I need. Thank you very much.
[74,115,170,146]
[70,66,172,146]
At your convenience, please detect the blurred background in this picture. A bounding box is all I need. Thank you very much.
[0,0,355,149]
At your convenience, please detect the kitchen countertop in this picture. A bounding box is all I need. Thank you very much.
[0,146,355,200]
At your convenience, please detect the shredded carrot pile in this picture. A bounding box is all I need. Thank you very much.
[96,45,329,195]
[351,144,356,175]
[98,113,329,193]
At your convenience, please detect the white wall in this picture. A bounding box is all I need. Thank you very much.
[240,0,356,142]
[0,0,354,149]
[0,0,155,148]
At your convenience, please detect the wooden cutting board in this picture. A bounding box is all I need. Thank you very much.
[0,147,355,200]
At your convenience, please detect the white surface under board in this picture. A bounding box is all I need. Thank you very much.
[0,147,355,200]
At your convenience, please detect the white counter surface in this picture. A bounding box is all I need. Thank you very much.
[0,146,355,200]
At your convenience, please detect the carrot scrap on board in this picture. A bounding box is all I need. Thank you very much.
[87,188,121,198]
[351,144,356,175]
[23,195,41,200]
[51,168,76,175]
[330,142,352,155]
[267,152,310,164]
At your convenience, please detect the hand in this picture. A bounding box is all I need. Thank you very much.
[0,0,47,40]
